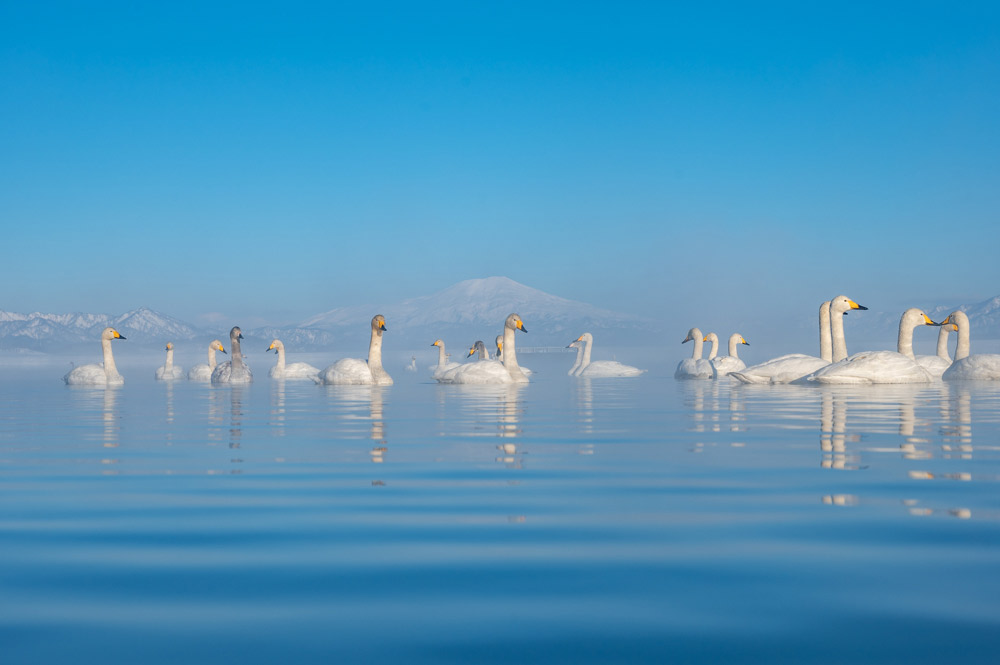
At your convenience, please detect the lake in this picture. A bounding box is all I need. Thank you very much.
[1,354,999,664]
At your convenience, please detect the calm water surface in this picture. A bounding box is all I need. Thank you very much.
[2,356,999,664]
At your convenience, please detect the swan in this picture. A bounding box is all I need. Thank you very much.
[915,321,956,379]
[188,340,227,381]
[436,340,514,384]
[731,297,866,384]
[941,310,1000,381]
[496,335,533,376]
[154,342,184,380]
[809,308,939,384]
[430,339,462,380]
[317,315,393,385]
[675,328,713,379]
[266,339,320,379]
[569,332,645,377]
[64,327,126,386]
[211,326,253,384]
[710,334,749,378]
[438,314,529,384]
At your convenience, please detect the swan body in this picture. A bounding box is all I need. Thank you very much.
[212,326,253,384]
[437,341,513,384]
[317,315,393,385]
[266,339,319,379]
[710,333,749,378]
[941,310,1000,381]
[155,342,184,380]
[430,339,462,380]
[809,308,938,385]
[915,321,954,379]
[188,340,226,381]
[569,332,644,378]
[675,327,713,379]
[64,327,126,386]
[731,297,866,384]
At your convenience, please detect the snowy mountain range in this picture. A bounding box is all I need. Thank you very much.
[0,277,648,352]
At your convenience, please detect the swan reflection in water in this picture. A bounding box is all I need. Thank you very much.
[320,385,388,462]
[682,381,746,446]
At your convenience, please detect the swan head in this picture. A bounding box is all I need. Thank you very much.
[702,332,719,344]
[372,315,387,334]
[431,339,443,347]
[567,340,581,349]
[229,326,243,342]
[901,308,940,329]
[731,333,749,346]
[940,310,968,331]
[682,327,702,344]
[575,332,594,344]
[830,296,867,316]
[165,342,173,350]
[267,339,283,353]
[211,339,227,354]
[505,313,527,333]
[102,327,126,341]
[468,341,486,358]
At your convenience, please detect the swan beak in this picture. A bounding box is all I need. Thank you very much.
[467,347,476,357]
[742,340,750,346]
[114,332,126,340]
[848,300,868,311]
[221,349,228,354]
[238,333,244,340]
[949,323,959,331]
[682,333,693,344]
[702,336,709,342]
[380,323,388,331]
[430,342,438,347]
[924,314,941,326]
[516,320,527,333]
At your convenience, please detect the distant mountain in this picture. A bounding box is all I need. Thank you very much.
[246,326,336,349]
[301,276,650,347]
[0,307,201,350]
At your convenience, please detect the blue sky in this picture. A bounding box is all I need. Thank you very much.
[2,2,998,334]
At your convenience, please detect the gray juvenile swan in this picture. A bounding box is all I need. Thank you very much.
[188,340,226,381]
[266,339,320,380]
[64,327,127,386]
[212,326,253,384]
[569,332,644,378]
[155,342,184,380]
[317,315,393,385]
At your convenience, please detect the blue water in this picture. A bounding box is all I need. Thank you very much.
[2,356,999,664]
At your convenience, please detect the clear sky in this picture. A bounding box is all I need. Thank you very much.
[2,2,998,334]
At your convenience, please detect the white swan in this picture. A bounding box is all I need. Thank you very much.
[212,326,253,384]
[188,340,226,381]
[495,334,532,376]
[941,310,1000,381]
[731,297,866,384]
[809,308,939,384]
[266,339,320,379]
[154,342,184,380]
[437,340,513,384]
[675,327,713,379]
[64,327,126,386]
[430,339,462,380]
[710,333,749,378]
[915,321,955,379]
[567,339,584,376]
[703,333,720,360]
[317,315,393,385]
[569,332,645,378]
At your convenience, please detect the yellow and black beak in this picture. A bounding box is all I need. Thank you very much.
[516,320,527,333]
[923,314,941,326]
[114,331,126,340]
[467,347,476,357]
[380,322,388,331]
[849,300,868,311]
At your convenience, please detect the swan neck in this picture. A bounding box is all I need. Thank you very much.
[478,345,488,360]
[707,337,718,360]
[569,344,584,375]
[165,348,174,370]
[936,326,951,361]
[581,337,593,369]
[896,317,916,359]
[208,345,217,369]
[831,310,848,362]
[955,317,971,360]
[276,346,286,370]
[502,325,527,381]
[691,335,703,360]
[728,335,739,359]
[101,337,119,378]
[437,344,447,367]
[231,336,243,366]
[819,302,832,363]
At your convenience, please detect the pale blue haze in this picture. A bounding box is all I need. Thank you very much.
[2,2,998,332]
